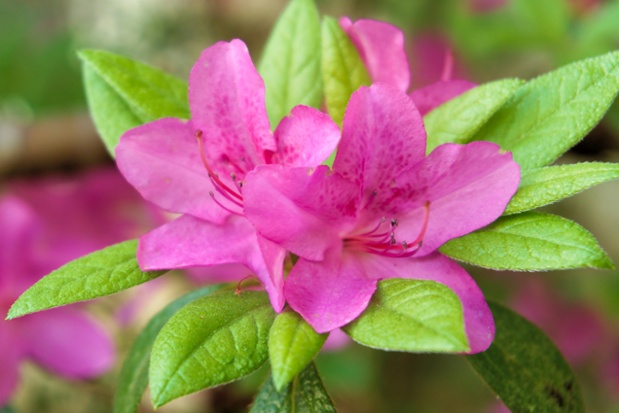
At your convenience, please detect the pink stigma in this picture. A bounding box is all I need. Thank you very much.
[345,201,431,258]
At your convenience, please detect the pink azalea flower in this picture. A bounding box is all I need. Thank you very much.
[1,167,155,406]
[244,84,520,352]
[115,40,340,312]
[340,17,476,116]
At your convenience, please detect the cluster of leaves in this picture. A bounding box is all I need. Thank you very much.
[7,0,619,411]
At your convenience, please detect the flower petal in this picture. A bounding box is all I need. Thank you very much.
[284,248,377,333]
[340,17,410,91]
[270,105,340,167]
[0,327,21,406]
[244,165,359,261]
[359,252,494,353]
[138,214,285,311]
[410,79,476,116]
[116,118,228,223]
[393,141,520,255]
[334,84,426,202]
[20,307,114,378]
[189,40,275,176]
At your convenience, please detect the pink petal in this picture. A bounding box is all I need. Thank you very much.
[20,307,114,378]
[116,118,228,224]
[284,248,377,333]
[189,40,275,176]
[340,17,410,91]
[138,214,285,311]
[410,80,477,116]
[393,141,520,256]
[0,326,21,406]
[270,105,340,167]
[0,196,39,290]
[334,84,426,202]
[244,165,359,261]
[360,252,494,353]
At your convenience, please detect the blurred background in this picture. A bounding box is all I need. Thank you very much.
[1,0,619,412]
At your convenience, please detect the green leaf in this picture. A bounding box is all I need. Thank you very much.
[114,284,225,413]
[504,162,619,215]
[78,49,189,156]
[258,0,322,128]
[472,51,619,170]
[268,309,328,391]
[250,363,336,413]
[440,212,614,271]
[150,290,276,407]
[321,16,371,128]
[342,279,469,353]
[7,240,165,319]
[424,78,523,153]
[466,302,584,413]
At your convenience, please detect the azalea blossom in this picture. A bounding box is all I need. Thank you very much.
[244,84,520,352]
[115,39,340,311]
[1,167,157,406]
[340,17,476,116]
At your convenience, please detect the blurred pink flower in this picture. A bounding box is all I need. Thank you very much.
[340,17,476,116]
[1,167,159,406]
[244,83,520,352]
[115,40,340,312]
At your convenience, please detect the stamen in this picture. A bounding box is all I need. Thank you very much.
[235,275,259,295]
[196,131,243,201]
[209,192,244,217]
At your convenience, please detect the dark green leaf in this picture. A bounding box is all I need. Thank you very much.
[78,49,189,156]
[259,0,322,128]
[425,79,523,153]
[268,309,328,390]
[473,51,619,170]
[7,240,165,319]
[114,284,225,413]
[321,16,371,128]
[342,279,469,353]
[466,302,584,413]
[504,162,619,215]
[440,212,614,271]
[149,290,275,407]
[250,363,336,413]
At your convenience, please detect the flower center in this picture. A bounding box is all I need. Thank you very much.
[344,201,430,258]
[195,130,244,216]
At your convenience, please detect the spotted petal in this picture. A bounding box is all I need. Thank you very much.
[334,84,426,202]
[189,40,275,176]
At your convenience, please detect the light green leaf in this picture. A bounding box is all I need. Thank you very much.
[7,240,165,319]
[440,212,614,271]
[114,284,225,413]
[258,0,322,128]
[268,309,328,391]
[466,302,584,413]
[504,162,619,215]
[321,16,371,128]
[78,49,189,156]
[250,363,336,413]
[342,279,469,353]
[150,290,275,408]
[425,78,523,153]
[472,51,619,170]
